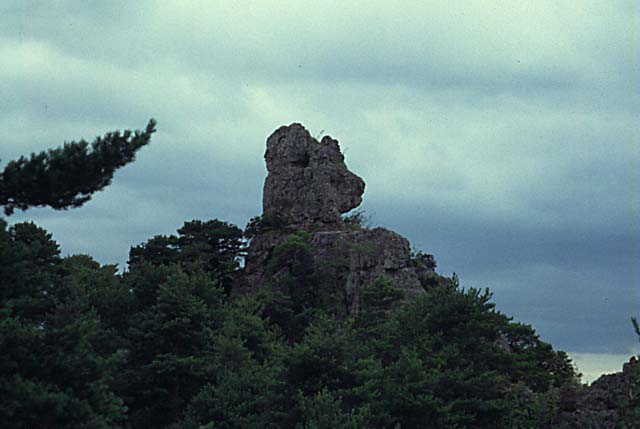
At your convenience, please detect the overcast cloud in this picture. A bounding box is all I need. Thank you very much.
[1,0,638,382]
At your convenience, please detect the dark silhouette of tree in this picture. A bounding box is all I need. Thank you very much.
[0,119,156,215]
[0,221,127,428]
[128,219,243,294]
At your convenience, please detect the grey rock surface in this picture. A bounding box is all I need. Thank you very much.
[311,228,426,313]
[263,123,365,226]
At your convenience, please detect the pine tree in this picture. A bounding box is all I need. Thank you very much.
[0,119,156,215]
[0,221,127,428]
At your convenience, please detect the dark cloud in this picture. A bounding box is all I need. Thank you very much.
[368,199,638,354]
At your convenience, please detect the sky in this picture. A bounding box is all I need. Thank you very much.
[1,0,638,382]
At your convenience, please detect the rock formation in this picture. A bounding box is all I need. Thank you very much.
[555,357,640,428]
[235,123,639,423]
[263,123,365,226]
[239,123,438,314]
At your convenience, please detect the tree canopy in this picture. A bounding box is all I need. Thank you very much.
[1,217,589,428]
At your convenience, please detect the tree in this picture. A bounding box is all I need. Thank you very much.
[0,119,156,215]
[128,219,243,294]
[0,220,62,320]
[0,221,127,428]
[121,265,285,428]
[120,268,225,428]
[263,231,321,341]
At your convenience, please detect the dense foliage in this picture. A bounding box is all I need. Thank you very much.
[0,216,589,428]
[0,120,155,215]
[128,219,243,295]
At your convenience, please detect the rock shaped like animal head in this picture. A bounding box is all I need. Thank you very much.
[263,123,365,225]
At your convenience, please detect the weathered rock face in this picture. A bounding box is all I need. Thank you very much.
[555,358,640,428]
[263,124,365,226]
[239,123,437,314]
[311,228,429,313]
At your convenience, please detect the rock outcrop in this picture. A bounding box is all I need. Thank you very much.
[263,123,365,227]
[239,123,437,314]
[555,357,640,428]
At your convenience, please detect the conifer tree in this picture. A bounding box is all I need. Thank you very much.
[0,119,156,215]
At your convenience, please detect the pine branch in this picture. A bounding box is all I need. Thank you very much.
[0,119,156,215]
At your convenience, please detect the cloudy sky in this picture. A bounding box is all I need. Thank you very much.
[1,0,638,382]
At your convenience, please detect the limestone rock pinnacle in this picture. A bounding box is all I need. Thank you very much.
[262,123,365,226]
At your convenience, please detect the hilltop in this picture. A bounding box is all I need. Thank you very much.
[0,122,637,428]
